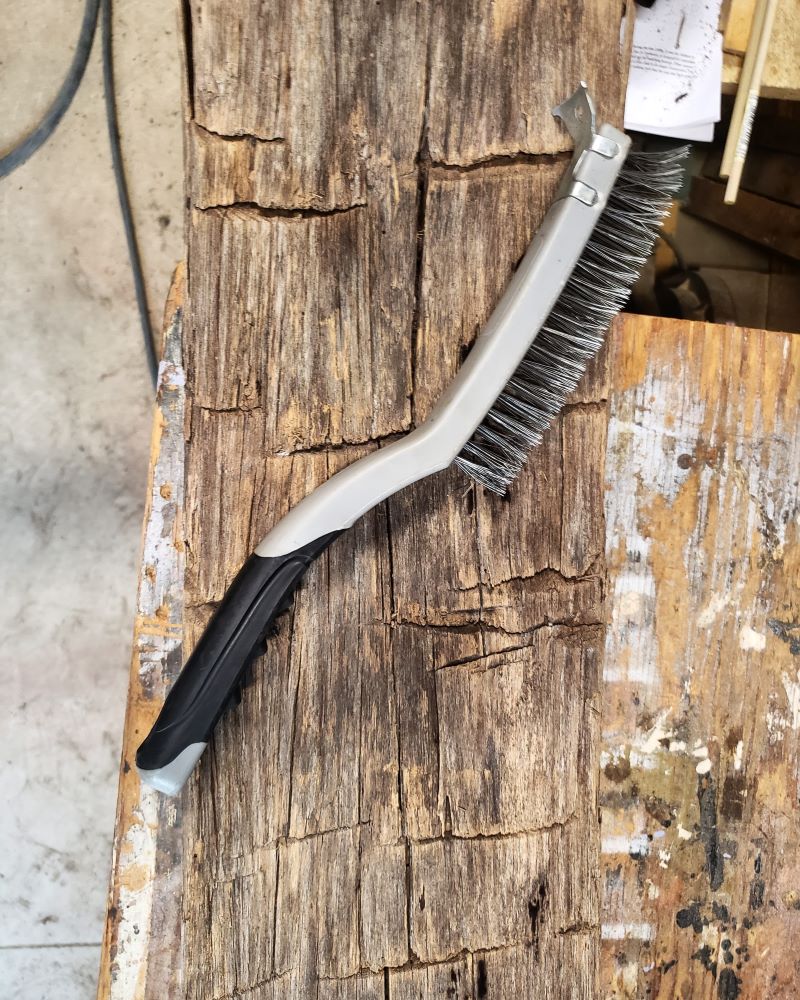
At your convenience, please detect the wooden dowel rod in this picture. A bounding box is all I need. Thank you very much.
[720,0,769,179]
[724,0,779,203]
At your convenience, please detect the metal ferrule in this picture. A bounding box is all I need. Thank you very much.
[256,84,630,558]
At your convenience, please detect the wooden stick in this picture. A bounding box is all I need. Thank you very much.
[720,0,769,178]
[724,0,779,203]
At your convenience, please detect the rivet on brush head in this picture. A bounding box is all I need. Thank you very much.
[591,135,621,159]
[570,180,599,206]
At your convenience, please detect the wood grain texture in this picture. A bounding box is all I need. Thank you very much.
[100,307,800,997]
[180,253,608,1000]
[178,2,627,996]
[600,318,800,998]
[186,0,630,210]
[424,2,629,164]
[722,0,800,100]
[99,4,800,996]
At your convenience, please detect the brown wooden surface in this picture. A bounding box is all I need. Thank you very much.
[98,268,187,1000]
[101,2,629,998]
[686,175,800,261]
[721,0,800,99]
[98,310,800,999]
[178,1,630,994]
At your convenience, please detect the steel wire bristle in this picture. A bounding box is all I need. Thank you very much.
[455,147,688,493]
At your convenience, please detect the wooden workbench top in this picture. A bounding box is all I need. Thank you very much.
[99,302,800,999]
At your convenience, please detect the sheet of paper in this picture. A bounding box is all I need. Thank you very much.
[626,119,715,142]
[624,0,723,140]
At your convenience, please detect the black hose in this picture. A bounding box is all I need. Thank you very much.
[100,0,158,388]
[0,0,100,178]
[0,0,159,389]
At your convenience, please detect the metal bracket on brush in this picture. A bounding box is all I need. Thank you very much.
[553,82,623,205]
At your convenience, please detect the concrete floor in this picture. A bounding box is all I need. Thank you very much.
[0,2,182,996]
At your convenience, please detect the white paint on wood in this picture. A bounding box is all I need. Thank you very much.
[601,834,651,856]
[113,792,160,999]
[601,922,655,941]
[740,626,767,651]
[697,592,730,628]
[601,321,800,995]
[780,670,800,730]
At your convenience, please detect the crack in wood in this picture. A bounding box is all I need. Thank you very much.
[432,643,536,673]
[409,156,429,427]
[187,411,412,459]
[428,149,572,176]
[294,940,546,989]
[193,120,286,144]
[407,21,433,428]
[276,430,406,457]
[269,844,280,978]
[191,402,264,415]
[528,875,547,951]
[395,616,603,639]
[284,601,300,836]
[194,200,368,220]
[430,663,445,837]
[404,837,417,962]
[181,0,195,120]
[561,398,610,414]
[472,484,488,660]
[558,921,600,935]
[481,566,604,591]
[412,813,578,846]
[384,497,406,844]
[475,956,489,998]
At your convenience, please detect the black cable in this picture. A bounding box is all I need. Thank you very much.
[100,0,158,388]
[1,0,158,389]
[659,229,688,273]
[0,0,100,178]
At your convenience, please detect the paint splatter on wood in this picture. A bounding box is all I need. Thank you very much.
[601,318,800,998]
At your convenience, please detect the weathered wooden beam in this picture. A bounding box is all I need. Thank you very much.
[686,175,800,260]
[177,2,628,996]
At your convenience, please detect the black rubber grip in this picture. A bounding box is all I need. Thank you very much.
[136,531,341,773]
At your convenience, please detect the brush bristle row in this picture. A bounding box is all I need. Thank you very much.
[454,147,688,493]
